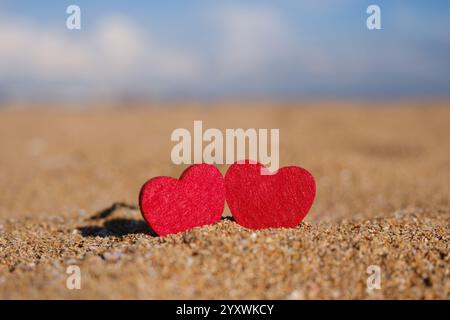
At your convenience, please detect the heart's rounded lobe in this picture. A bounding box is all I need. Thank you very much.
[225,161,315,230]
[139,164,225,236]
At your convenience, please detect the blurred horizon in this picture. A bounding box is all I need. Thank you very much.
[1,1,450,104]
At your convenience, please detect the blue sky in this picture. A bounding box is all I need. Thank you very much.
[0,0,449,101]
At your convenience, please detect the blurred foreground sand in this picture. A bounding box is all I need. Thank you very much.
[0,101,449,299]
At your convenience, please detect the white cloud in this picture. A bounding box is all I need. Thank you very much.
[0,15,200,99]
[93,16,199,82]
[95,16,143,71]
[214,6,291,76]
[0,20,92,79]
[0,7,297,99]
[0,3,448,101]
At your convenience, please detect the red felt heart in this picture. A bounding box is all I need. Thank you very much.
[139,164,225,236]
[225,161,315,230]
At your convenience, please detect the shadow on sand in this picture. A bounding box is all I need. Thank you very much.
[78,202,235,238]
[78,202,158,237]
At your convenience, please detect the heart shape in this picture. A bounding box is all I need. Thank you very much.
[225,161,315,230]
[139,164,225,236]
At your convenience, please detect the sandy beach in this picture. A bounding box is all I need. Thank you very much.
[0,102,449,299]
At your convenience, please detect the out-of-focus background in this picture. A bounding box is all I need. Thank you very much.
[0,0,449,103]
[0,1,449,299]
